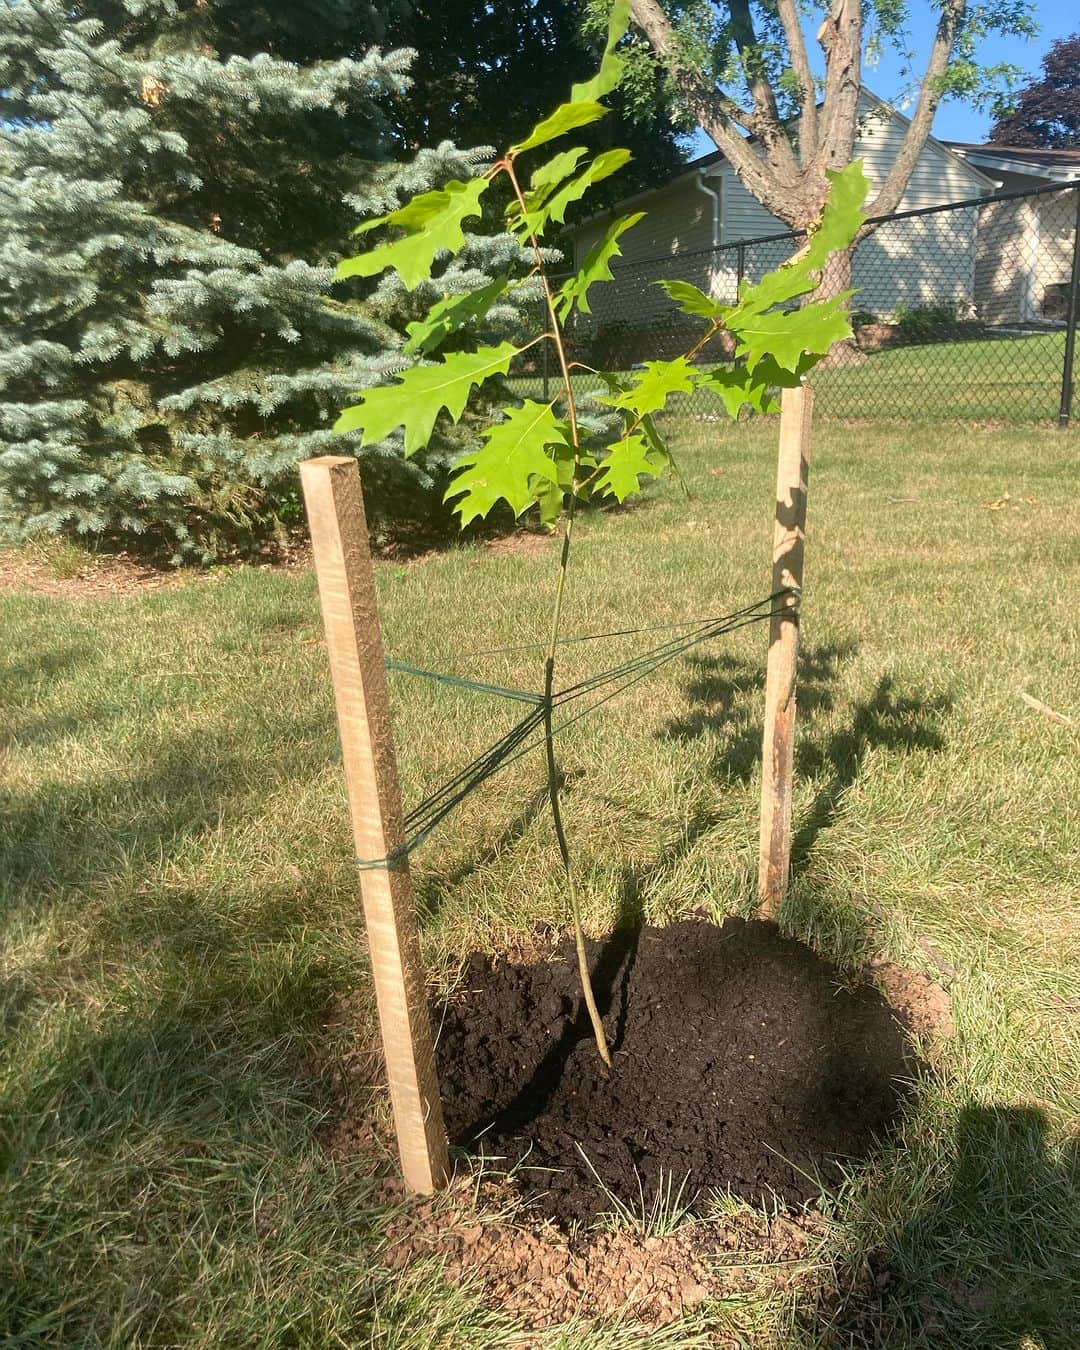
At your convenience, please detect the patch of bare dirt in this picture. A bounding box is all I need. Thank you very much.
[382,525,554,568]
[0,547,193,601]
[376,1176,826,1335]
[868,962,954,1042]
[315,933,953,1334]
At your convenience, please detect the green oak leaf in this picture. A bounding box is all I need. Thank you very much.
[509,150,590,237]
[638,412,687,494]
[511,100,609,156]
[695,365,780,418]
[734,295,854,373]
[337,178,489,290]
[445,400,572,525]
[598,356,696,418]
[657,279,728,320]
[334,341,519,455]
[750,352,818,388]
[570,0,631,102]
[731,254,818,317]
[511,148,632,239]
[804,161,870,272]
[535,439,595,526]
[556,212,643,319]
[594,433,667,503]
[403,275,511,355]
[530,146,589,195]
[729,161,869,319]
[545,148,631,225]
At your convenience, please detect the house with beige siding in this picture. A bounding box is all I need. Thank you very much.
[568,92,996,343]
[944,143,1080,323]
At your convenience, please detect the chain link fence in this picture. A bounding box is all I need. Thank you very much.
[511,181,1080,426]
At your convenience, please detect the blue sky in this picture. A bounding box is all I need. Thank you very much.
[685,0,1075,158]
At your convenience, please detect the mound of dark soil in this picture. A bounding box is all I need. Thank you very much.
[435,918,918,1228]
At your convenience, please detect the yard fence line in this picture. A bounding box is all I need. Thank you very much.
[512,180,1080,426]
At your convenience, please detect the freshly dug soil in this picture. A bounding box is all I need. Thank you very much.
[436,918,918,1228]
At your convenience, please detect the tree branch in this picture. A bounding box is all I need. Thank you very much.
[776,0,819,163]
[814,0,862,176]
[869,0,967,218]
[726,0,801,184]
[628,0,796,218]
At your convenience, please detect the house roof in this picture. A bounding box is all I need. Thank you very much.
[571,89,994,230]
[944,142,1080,183]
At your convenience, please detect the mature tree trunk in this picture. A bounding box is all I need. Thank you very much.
[817,248,866,363]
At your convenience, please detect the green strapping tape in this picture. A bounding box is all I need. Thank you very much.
[384,659,543,706]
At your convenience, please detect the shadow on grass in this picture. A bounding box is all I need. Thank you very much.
[663,640,856,781]
[1,714,337,902]
[414,772,585,922]
[661,644,951,870]
[804,1105,1080,1347]
[0,931,355,1342]
[0,639,99,749]
[791,674,951,877]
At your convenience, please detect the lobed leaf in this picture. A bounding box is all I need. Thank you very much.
[570,0,631,103]
[556,211,643,319]
[511,100,608,156]
[803,161,871,272]
[598,356,696,419]
[729,161,869,320]
[535,439,594,526]
[733,294,854,374]
[657,279,728,320]
[529,146,590,195]
[694,365,779,418]
[403,275,512,355]
[334,342,519,455]
[337,178,489,290]
[544,148,632,226]
[444,400,572,525]
[594,432,668,503]
[510,1,629,157]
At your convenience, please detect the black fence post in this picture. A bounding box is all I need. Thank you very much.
[1058,186,1080,429]
[736,242,746,294]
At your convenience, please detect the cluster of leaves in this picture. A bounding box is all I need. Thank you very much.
[334,0,869,533]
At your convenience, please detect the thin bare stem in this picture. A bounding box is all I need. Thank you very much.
[504,158,612,1068]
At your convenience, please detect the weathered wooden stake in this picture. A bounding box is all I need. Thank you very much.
[758,385,814,918]
[299,455,449,1194]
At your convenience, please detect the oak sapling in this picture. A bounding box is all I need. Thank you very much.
[333,0,868,1065]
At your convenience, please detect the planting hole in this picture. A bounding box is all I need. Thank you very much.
[436,917,919,1229]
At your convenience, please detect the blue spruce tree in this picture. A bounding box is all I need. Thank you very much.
[0,1,535,560]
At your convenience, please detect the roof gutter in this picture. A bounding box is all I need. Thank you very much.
[951,148,1080,184]
[695,168,722,249]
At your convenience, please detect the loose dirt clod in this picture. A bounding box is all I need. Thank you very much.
[379,1176,827,1333]
[436,917,919,1227]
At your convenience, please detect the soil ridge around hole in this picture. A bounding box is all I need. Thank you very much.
[435,917,921,1228]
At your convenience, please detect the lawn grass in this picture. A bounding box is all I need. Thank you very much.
[811,331,1071,421]
[2,418,1078,1345]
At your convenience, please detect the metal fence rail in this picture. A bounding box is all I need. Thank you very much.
[513,181,1080,426]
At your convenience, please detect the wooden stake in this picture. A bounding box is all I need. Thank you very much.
[299,455,449,1194]
[758,386,814,918]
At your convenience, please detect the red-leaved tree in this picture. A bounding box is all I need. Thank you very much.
[990,32,1080,149]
